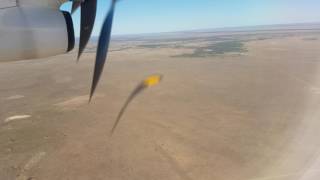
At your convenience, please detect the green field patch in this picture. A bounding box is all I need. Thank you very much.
[173,41,247,58]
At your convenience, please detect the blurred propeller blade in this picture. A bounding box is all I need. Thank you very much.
[111,75,163,135]
[111,84,145,134]
[71,0,81,14]
[89,0,117,101]
[77,0,97,60]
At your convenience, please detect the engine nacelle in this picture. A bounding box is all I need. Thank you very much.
[0,7,74,61]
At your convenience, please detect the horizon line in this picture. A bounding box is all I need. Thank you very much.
[74,21,320,39]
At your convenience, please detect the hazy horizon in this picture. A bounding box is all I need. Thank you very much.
[78,22,320,38]
[61,0,320,36]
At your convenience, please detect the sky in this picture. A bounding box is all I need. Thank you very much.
[61,0,320,36]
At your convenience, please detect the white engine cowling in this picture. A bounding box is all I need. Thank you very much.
[0,7,74,61]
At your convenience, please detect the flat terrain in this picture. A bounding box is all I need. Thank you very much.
[1,25,320,180]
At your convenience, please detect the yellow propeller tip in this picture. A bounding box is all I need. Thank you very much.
[143,75,163,87]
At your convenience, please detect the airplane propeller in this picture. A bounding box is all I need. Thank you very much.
[71,0,118,101]
[111,74,163,135]
[69,1,163,135]
[79,0,97,61]
[90,0,117,101]
[71,0,81,14]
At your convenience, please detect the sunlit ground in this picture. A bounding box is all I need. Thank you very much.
[1,25,320,180]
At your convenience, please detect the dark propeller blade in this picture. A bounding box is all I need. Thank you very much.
[89,0,117,101]
[77,0,97,60]
[71,0,81,14]
[111,75,163,135]
[111,84,145,134]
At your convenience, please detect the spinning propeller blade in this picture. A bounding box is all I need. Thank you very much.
[71,0,120,100]
[77,0,97,60]
[89,0,118,101]
[111,75,163,135]
[71,0,81,14]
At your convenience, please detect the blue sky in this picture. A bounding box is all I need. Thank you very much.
[61,0,320,36]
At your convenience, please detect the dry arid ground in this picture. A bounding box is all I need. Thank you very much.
[1,25,320,180]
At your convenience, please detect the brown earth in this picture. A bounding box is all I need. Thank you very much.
[1,29,320,180]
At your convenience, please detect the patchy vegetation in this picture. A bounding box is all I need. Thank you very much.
[138,44,168,48]
[303,37,318,41]
[137,43,186,49]
[173,41,247,58]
